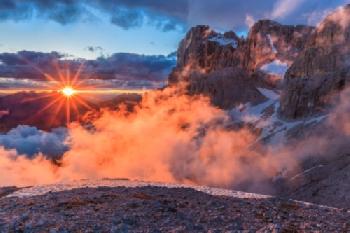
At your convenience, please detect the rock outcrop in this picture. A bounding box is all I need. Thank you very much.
[173,25,244,73]
[169,6,350,119]
[244,20,314,72]
[1,182,349,232]
[186,68,265,109]
[280,5,350,119]
[169,21,313,109]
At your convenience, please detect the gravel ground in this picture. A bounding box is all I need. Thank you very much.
[0,185,349,232]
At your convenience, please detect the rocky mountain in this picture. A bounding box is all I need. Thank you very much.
[244,20,314,72]
[281,5,350,118]
[166,4,350,210]
[169,20,313,109]
[169,5,350,120]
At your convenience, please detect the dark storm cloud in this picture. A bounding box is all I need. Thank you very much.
[110,8,144,30]
[90,0,188,31]
[85,46,104,53]
[0,51,65,80]
[86,53,176,81]
[0,51,63,66]
[0,51,176,87]
[0,0,187,31]
[0,0,347,31]
[187,0,349,30]
[0,0,85,24]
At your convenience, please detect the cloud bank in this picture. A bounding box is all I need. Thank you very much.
[0,0,187,31]
[0,125,68,159]
[0,0,347,32]
[0,85,291,187]
[1,82,350,195]
[0,51,176,88]
[0,85,295,190]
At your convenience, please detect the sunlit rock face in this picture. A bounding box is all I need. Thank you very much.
[170,25,244,78]
[169,20,312,109]
[280,5,350,119]
[244,20,314,72]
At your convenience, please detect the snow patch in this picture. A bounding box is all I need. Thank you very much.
[257,88,279,100]
[209,35,238,48]
[6,179,271,199]
[267,34,277,53]
[230,87,327,145]
[290,165,325,181]
[4,179,339,210]
[230,88,279,126]
[261,60,289,77]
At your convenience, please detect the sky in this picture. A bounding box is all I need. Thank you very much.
[0,0,349,58]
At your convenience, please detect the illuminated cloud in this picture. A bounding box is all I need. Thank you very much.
[0,86,296,188]
[245,14,255,28]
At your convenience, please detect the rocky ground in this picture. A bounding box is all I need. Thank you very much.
[0,180,349,232]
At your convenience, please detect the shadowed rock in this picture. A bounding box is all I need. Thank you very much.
[280,5,350,119]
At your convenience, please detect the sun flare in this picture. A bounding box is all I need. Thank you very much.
[61,86,76,97]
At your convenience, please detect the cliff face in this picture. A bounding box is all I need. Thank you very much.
[174,25,243,73]
[280,5,350,118]
[244,20,314,72]
[169,21,313,109]
[170,6,350,117]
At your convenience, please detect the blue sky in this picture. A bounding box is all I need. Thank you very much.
[0,14,183,59]
[0,0,349,59]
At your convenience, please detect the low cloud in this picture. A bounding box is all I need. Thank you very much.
[0,85,294,190]
[1,83,350,192]
[0,125,68,159]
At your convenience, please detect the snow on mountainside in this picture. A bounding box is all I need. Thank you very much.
[208,34,238,48]
[230,87,327,144]
[267,34,277,54]
[5,179,271,199]
[260,59,289,77]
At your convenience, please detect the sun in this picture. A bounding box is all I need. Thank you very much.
[23,63,96,127]
[61,86,76,97]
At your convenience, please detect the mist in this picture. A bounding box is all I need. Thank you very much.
[0,84,350,194]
